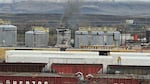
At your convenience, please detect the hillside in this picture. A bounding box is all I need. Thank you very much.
[0,1,150,16]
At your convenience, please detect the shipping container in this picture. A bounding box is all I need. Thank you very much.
[107,65,150,75]
[51,63,103,76]
[48,57,112,73]
[0,72,78,84]
[0,63,46,72]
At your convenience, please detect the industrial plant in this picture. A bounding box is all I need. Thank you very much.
[0,0,149,84]
[0,24,149,49]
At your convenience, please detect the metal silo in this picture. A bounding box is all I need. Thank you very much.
[91,31,104,45]
[75,31,88,48]
[106,31,114,45]
[25,31,49,47]
[0,25,17,47]
[114,31,121,47]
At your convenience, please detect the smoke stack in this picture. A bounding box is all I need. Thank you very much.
[55,0,82,48]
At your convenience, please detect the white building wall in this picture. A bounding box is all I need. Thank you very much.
[5,50,150,73]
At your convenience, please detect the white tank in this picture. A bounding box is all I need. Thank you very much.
[106,31,114,45]
[91,31,104,45]
[25,31,49,47]
[0,25,17,47]
[113,31,121,46]
[75,31,89,48]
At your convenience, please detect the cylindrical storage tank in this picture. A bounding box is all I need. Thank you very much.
[91,31,104,45]
[75,31,89,48]
[0,25,17,47]
[114,31,120,40]
[25,31,49,47]
[146,31,150,42]
[120,34,132,45]
[106,31,114,45]
[113,31,121,46]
